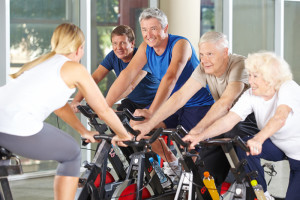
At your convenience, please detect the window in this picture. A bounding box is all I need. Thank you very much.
[10,0,78,74]
[232,0,275,57]
[91,0,149,96]
[200,0,223,35]
[284,1,300,83]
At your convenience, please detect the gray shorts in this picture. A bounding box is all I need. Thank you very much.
[0,123,81,177]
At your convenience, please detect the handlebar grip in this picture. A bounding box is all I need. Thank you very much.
[94,134,115,142]
[149,128,163,144]
[123,121,140,136]
[81,137,89,146]
[77,105,98,119]
[123,108,145,121]
[234,136,250,152]
[123,139,147,147]
[173,125,190,147]
[176,125,188,136]
[171,131,189,148]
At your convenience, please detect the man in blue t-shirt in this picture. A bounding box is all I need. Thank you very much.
[70,25,160,113]
[106,8,214,179]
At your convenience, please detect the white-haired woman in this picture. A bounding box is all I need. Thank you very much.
[183,51,300,200]
[0,23,131,200]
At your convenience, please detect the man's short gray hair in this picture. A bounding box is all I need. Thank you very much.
[139,8,168,28]
[199,31,229,49]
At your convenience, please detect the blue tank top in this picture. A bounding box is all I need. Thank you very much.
[146,34,214,107]
[101,48,160,105]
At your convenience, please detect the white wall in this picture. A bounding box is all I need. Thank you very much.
[160,0,201,56]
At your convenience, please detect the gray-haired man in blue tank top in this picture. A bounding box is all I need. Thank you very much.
[106,8,214,180]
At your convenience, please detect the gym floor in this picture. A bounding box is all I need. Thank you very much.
[10,176,54,200]
[8,160,289,200]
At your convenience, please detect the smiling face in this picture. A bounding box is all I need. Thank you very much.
[111,35,134,63]
[140,18,168,49]
[199,41,229,77]
[248,71,276,100]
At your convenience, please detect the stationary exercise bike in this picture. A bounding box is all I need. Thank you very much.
[0,147,23,200]
[153,128,213,200]
[76,104,148,200]
[96,127,177,200]
[76,105,132,200]
[168,125,260,200]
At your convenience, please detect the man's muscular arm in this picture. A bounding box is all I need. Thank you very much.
[189,81,245,135]
[137,39,192,118]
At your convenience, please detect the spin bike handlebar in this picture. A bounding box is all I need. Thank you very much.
[123,128,163,147]
[175,125,250,152]
[78,103,157,145]
[87,128,163,148]
[77,104,143,137]
[116,109,145,121]
[77,104,96,119]
[77,104,144,121]
[93,134,115,142]
[116,108,145,136]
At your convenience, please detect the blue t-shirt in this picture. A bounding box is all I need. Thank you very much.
[146,34,214,107]
[101,48,160,105]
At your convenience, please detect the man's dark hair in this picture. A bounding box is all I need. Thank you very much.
[111,25,135,43]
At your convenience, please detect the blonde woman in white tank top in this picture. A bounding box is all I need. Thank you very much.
[0,23,132,200]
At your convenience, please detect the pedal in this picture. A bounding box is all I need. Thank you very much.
[78,178,87,187]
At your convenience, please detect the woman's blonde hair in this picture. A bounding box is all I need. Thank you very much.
[11,23,85,79]
[245,51,293,90]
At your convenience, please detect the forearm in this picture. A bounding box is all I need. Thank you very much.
[106,76,132,107]
[118,70,147,101]
[54,103,88,135]
[72,91,84,103]
[148,76,177,114]
[191,99,231,134]
[195,112,240,140]
[117,85,134,101]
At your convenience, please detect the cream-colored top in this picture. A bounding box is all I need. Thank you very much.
[191,54,249,101]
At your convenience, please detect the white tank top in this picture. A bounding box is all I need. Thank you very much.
[0,54,75,136]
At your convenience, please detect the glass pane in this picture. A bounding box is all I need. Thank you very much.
[233,0,275,56]
[200,0,223,35]
[10,24,56,74]
[96,0,119,24]
[11,0,68,20]
[91,0,149,95]
[284,1,300,84]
